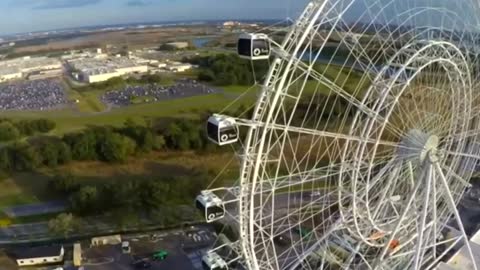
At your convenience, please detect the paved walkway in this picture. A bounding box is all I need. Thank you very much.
[3,200,67,217]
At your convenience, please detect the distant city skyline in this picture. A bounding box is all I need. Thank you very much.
[0,0,309,35]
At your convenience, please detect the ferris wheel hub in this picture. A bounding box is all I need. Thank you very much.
[398,129,439,163]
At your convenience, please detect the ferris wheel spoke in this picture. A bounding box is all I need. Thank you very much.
[369,160,403,223]
[442,149,480,161]
[444,125,480,140]
[438,163,472,189]
[268,122,401,149]
[373,161,423,266]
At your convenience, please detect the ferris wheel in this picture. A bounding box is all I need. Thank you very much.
[196,0,480,269]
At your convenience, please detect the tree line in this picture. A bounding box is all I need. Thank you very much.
[0,118,214,172]
[184,54,269,86]
[0,118,56,142]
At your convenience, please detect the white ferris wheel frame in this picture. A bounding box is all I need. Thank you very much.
[213,1,480,270]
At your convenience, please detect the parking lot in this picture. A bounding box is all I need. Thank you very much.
[0,79,68,111]
[101,79,220,107]
[81,225,216,270]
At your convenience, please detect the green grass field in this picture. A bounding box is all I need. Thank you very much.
[1,95,238,134]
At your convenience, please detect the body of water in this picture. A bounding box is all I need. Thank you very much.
[193,37,214,48]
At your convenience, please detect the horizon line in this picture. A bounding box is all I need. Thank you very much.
[0,18,288,38]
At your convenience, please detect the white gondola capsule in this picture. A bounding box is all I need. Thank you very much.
[237,33,271,60]
[202,252,228,270]
[195,191,225,223]
[207,115,239,146]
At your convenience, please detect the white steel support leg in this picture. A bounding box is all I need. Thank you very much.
[413,163,432,269]
[434,161,478,270]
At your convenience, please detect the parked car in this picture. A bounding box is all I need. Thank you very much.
[152,250,168,261]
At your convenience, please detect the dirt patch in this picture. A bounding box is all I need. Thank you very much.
[14,26,215,54]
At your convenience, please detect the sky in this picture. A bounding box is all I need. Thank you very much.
[0,0,477,36]
[0,0,309,35]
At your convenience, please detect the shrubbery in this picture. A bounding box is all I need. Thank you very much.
[49,169,210,216]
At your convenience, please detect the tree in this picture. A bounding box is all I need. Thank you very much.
[13,119,56,136]
[63,131,97,161]
[50,173,79,193]
[0,122,20,142]
[163,120,205,150]
[38,141,58,167]
[153,135,166,150]
[104,180,142,210]
[140,180,170,212]
[9,142,39,171]
[198,69,215,82]
[0,147,12,171]
[48,213,78,237]
[70,186,99,215]
[33,119,56,133]
[98,133,136,162]
[118,124,155,153]
[57,142,72,164]
[187,54,267,86]
[32,137,72,167]
[15,120,35,136]
[164,122,182,149]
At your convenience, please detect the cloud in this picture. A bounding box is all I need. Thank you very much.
[126,0,153,7]
[15,0,103,10]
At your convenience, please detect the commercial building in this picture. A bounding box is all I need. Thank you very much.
[0,68,22,82]
[0,56,62,82]
[68,57,148,83]
[28,69,63,81]
[165,61,193,72]
[91,234,122,246]
[164,42,189,50]
[13,245,64,267]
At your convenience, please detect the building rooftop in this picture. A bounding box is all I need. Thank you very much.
[440,228,480,269]
[68,56,146,76]
[12,245,63,259]
[0,56,61,79]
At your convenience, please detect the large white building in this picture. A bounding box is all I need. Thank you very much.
[0,56,62,82]
[0,68,22,82]
[91,234,122,246]
[68,57,148,83]
[165,61,193,72]
[14,245,64,267]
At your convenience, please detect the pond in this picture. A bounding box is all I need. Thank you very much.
[192,37,214,48]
